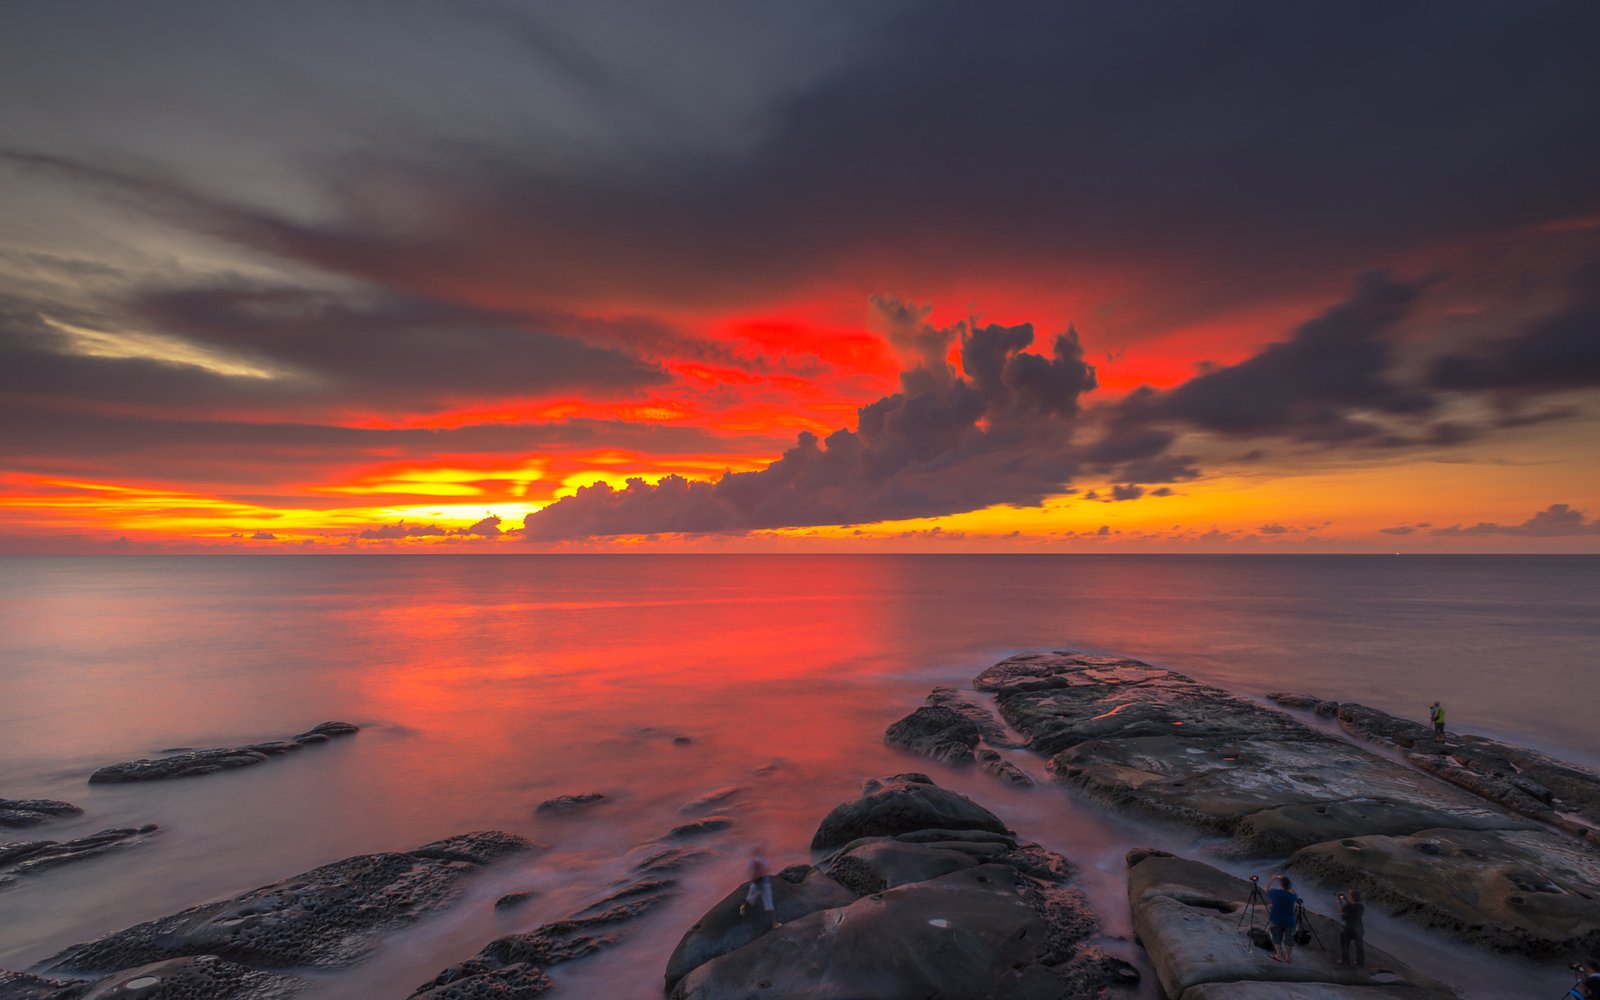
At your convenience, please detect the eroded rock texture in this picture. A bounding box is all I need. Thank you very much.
[87,723,359,784]
[666,773,1139,999]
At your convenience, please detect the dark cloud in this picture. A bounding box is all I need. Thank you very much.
[1429,263,1600,395]
[8,4,1599,323]
[1109,484,1144,502]
[1111,271,1435,442]
[460,514,502,537]
[1379,525,1417,535]
[1431,503,1600,537]
[524,309,1098,538]
[0,283,668,415]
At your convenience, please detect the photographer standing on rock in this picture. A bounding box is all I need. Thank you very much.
[1336,887,1364,966]
[1429,700,1446,740]
[1266,875,1299,964]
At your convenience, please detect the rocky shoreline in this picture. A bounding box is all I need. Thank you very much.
[4,653,1598,998]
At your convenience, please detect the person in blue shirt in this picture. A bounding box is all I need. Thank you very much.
[1266,874,1299,963]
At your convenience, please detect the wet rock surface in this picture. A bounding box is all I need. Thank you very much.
[666,774,1138,999]
[973,651,1600,957]
[1271,693,1600,844]
[1,827,159,890]
[35,831,533,978]
[86,723,359,784]
[1127,849,1458,999]
[0,800,82,830]
[886,689,1037,789]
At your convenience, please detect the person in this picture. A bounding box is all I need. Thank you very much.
[738,846,778,929]
[1337,887,1365,966]
[1266,875,1299,963]
[1576,957,1600,999]
[1429,701,1446,740]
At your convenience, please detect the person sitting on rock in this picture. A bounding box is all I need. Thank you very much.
[1337,887,1364,966]
[738,846,779,929]
[1266,875,1299,964]
[1429,701,1446,740]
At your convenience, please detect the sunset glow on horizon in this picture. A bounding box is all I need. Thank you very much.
[2,4,1598,554]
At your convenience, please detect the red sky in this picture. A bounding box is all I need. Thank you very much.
[1,3,1598,553]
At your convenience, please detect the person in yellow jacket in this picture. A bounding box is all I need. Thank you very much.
[1429,701,1445,740]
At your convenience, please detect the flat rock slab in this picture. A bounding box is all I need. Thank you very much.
[1127,849,1457,999]
[87,722,359,784]
[0,800,82,830]
[1180,985,1462,1000]
[809,773,1009,851]
[1287,826,1600,958]
[37,831,533,976]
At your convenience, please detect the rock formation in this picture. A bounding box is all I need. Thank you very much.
[966,651,1600,959]
[86,723,359,784]
[665,773,1139,999]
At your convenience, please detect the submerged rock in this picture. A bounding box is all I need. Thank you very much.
[534,793,606,814]
[1126,849,1458,999]
[0,800,82,830]
[86,723,359,784]
[666,774,1137,999]
[809,773,1010,851]
[0,827,159,890]
[37,831,533,976]
[677,787,740,815]
[664,817,733,840]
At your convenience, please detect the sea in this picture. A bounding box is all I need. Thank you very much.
[1,554,1596,997]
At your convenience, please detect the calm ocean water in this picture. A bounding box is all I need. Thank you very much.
[1,554,1596,997]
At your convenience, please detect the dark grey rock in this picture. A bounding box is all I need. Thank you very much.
[87,724,359,784]
[0,800,82,830]
[884,705,981,765]
[810,774,1009,851]
[494,892,536,910]
[663,864,856,991]
[1,827,159,889]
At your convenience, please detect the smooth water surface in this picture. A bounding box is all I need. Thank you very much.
[1,555,1595,997]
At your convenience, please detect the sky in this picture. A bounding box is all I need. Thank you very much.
[1,1,1598,554]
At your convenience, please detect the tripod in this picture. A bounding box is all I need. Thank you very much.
[1293,898,1325,950]
[1237,877,1268,946]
